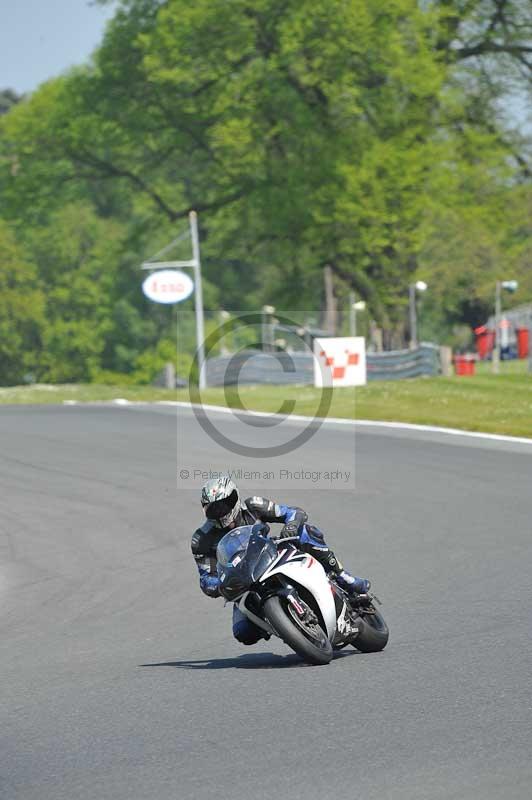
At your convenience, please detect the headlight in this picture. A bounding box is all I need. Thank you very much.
[220,575,247,601]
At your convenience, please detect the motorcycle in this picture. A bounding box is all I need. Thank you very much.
[216,522,389,666]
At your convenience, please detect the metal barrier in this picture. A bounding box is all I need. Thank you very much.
[206,351,313,386]
[367,344,440,381]
[206,344,440,386]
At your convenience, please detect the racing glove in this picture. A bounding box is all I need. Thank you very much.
[200,574,221,598]
[279,521,300,538]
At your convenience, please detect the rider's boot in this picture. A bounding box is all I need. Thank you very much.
[298,525,371,598]
[232,605,270,645]
[306,548,371,597]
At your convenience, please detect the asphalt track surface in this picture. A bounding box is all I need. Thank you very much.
[2,404,532,800]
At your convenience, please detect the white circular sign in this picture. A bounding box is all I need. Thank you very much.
[142,269,194,304]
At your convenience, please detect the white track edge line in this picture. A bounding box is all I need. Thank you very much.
[160,400,532,447]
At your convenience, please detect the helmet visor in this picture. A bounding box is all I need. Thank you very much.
[204,489,239,521]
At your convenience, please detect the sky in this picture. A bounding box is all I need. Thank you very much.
[1,0,116,94]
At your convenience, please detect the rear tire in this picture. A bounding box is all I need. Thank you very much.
[353,607,389,652]
[263,596,333,665]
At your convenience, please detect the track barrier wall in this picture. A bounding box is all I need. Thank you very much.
[205,344,440,386]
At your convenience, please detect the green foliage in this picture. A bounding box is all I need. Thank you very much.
[0,89,22,116]
[0,222,45,385]
[130,336,195,383]
[23,203,125,381]
[0,0,531,384]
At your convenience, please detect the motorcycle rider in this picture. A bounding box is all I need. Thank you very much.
[191,475,371,645]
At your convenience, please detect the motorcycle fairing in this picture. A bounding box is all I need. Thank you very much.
[236,592,276,636]
[259,551,337,639]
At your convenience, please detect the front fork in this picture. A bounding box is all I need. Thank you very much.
[238,577,333,641]
[252,579,322,631]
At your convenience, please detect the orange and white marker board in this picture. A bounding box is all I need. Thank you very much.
[313,337,367,387]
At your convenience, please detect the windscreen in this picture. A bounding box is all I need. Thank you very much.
[216,526,254,567]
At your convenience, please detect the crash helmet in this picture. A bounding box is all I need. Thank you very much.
[201,475,241,528]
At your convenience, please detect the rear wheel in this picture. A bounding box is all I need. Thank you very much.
[263,596,333,665]
[352,606,389,652]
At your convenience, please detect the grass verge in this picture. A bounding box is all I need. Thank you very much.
[0,360,531,438]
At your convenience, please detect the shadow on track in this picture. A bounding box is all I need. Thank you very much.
[140,650,359,671]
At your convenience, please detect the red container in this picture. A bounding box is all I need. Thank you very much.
[516,327,529,359]
[474,326,495,360]
[454,355,476,376]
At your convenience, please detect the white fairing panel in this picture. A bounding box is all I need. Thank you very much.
[237,593,275,636]
[261,555,337,639]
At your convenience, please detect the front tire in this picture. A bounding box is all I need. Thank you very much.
[353,607,389,652]
[263,596,333,665]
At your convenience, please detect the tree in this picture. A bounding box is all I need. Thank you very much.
[84,0,449,326]
[0,221,44,385]
[0,0,530,367]
[22,202,132,382]
[0,88,22,116]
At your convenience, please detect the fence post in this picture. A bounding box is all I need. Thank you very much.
[164,362,175,389]
[439,346,453,377]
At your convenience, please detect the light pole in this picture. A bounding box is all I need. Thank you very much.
[492,279,518,374]
[409,281,428,349]
[189,211,207,389]
[349,291,366,337]
[140,210,207,389]
[262,305,275,352]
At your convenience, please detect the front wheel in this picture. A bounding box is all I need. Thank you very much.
[263,596,333,665]
[352,606,389,652]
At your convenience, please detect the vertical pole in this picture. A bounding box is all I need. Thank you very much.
[323,265,337,335]
[262,309,267,352]
[303,320,311,350]
[409,284,417,349]
[219,311,230,356]
[189,211,207,390]
[492,280,501,375]
[349,291,356,337]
